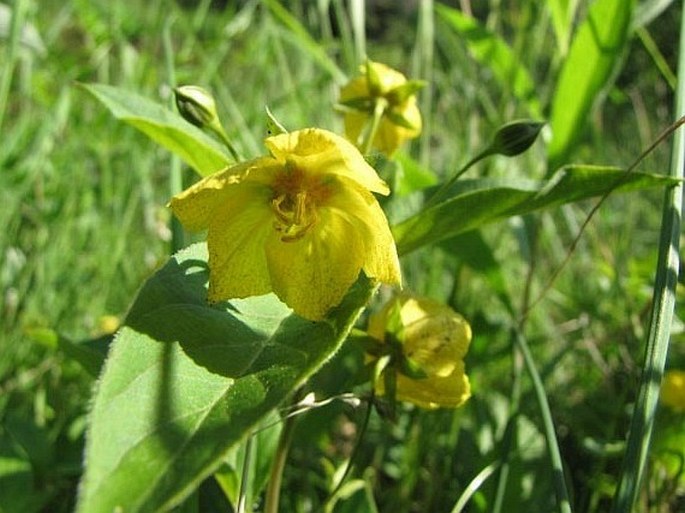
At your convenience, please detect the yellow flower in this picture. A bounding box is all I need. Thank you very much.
[169,128,401,320]
[367,294,471,409]
[661,370,685,413]
[339,60,422,156]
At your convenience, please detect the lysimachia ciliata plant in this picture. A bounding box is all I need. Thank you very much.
[75,50,677,513]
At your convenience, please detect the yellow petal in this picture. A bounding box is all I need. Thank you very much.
[342,111,367,148]
[369,61,409,94]
[169,158,270,231]
[339,76,368,103]
[264,128,390,196]
[205,182,274,301]
[326,178,401,286]
[265,206,366,320]
[396,364,471,409]
[375,362,471,409]
[341,61,408,97]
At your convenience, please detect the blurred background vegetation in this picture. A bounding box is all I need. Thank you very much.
[1,0,684,511]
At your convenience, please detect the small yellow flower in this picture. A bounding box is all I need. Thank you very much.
[339,60,423,156]
[169,128,401,320]
[367,294,471,409]
[661,370,685,413]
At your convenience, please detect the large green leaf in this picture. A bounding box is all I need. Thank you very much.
[76,243,373,513]
[547,0,634,171]
[436,4,541,117]
[393,166,677,255]
[81,83,231,176]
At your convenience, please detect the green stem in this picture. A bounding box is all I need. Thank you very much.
[361,98,387,155]
[264,401,299,513]
[213,124,241,162]
[514,328,573,513]
[236,436,254,513]
[610,5,685,511]
[423,148,492,210]
[323,396,373,511]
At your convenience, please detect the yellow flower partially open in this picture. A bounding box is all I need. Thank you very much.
[339,60,422,156]
[169,128,401,320]
[661,370,685,413]
[367,294,471,409]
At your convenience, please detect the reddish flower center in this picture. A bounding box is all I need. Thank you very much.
[270,163,332,242]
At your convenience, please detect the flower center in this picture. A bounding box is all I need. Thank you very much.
[270,163,330,242]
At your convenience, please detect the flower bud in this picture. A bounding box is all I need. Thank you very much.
[490,119,545,157]
[174,85,220,129]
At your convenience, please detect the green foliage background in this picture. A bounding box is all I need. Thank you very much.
[1,0,684,512]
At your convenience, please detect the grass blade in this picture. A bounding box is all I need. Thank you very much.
[610,4,685,512]
[514,329,572,513]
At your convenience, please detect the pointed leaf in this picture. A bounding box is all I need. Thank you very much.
[548,0,635,171]
[77,243,373,513]
[393,166,678,255]
[81,83,231,176]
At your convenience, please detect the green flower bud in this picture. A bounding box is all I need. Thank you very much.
[490,119,545,157]
[174,85,220,129]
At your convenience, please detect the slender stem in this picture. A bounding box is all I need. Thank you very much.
[451,460,501,513]
[214,124,241,162]
[324,395,373,509]
[423,148,492,210]
[264,399,299,513]
[361,98,387,155]
[349,0,365,64]
[513,328,573,513]
[610,4,685,511]
[236,436,254,513]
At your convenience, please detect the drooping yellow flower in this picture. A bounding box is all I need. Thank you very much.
[366,294,471,409]
[169,128,401,320]
[661,370,685,413]
[339,60,423,156]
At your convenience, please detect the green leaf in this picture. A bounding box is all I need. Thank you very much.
[393,165,678,255]
[328,479,379,513]
[436,5,541,117]
[547,0,635,171]
[393,153,438,197]
[80,83,231,176]
[76,243,373,513]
